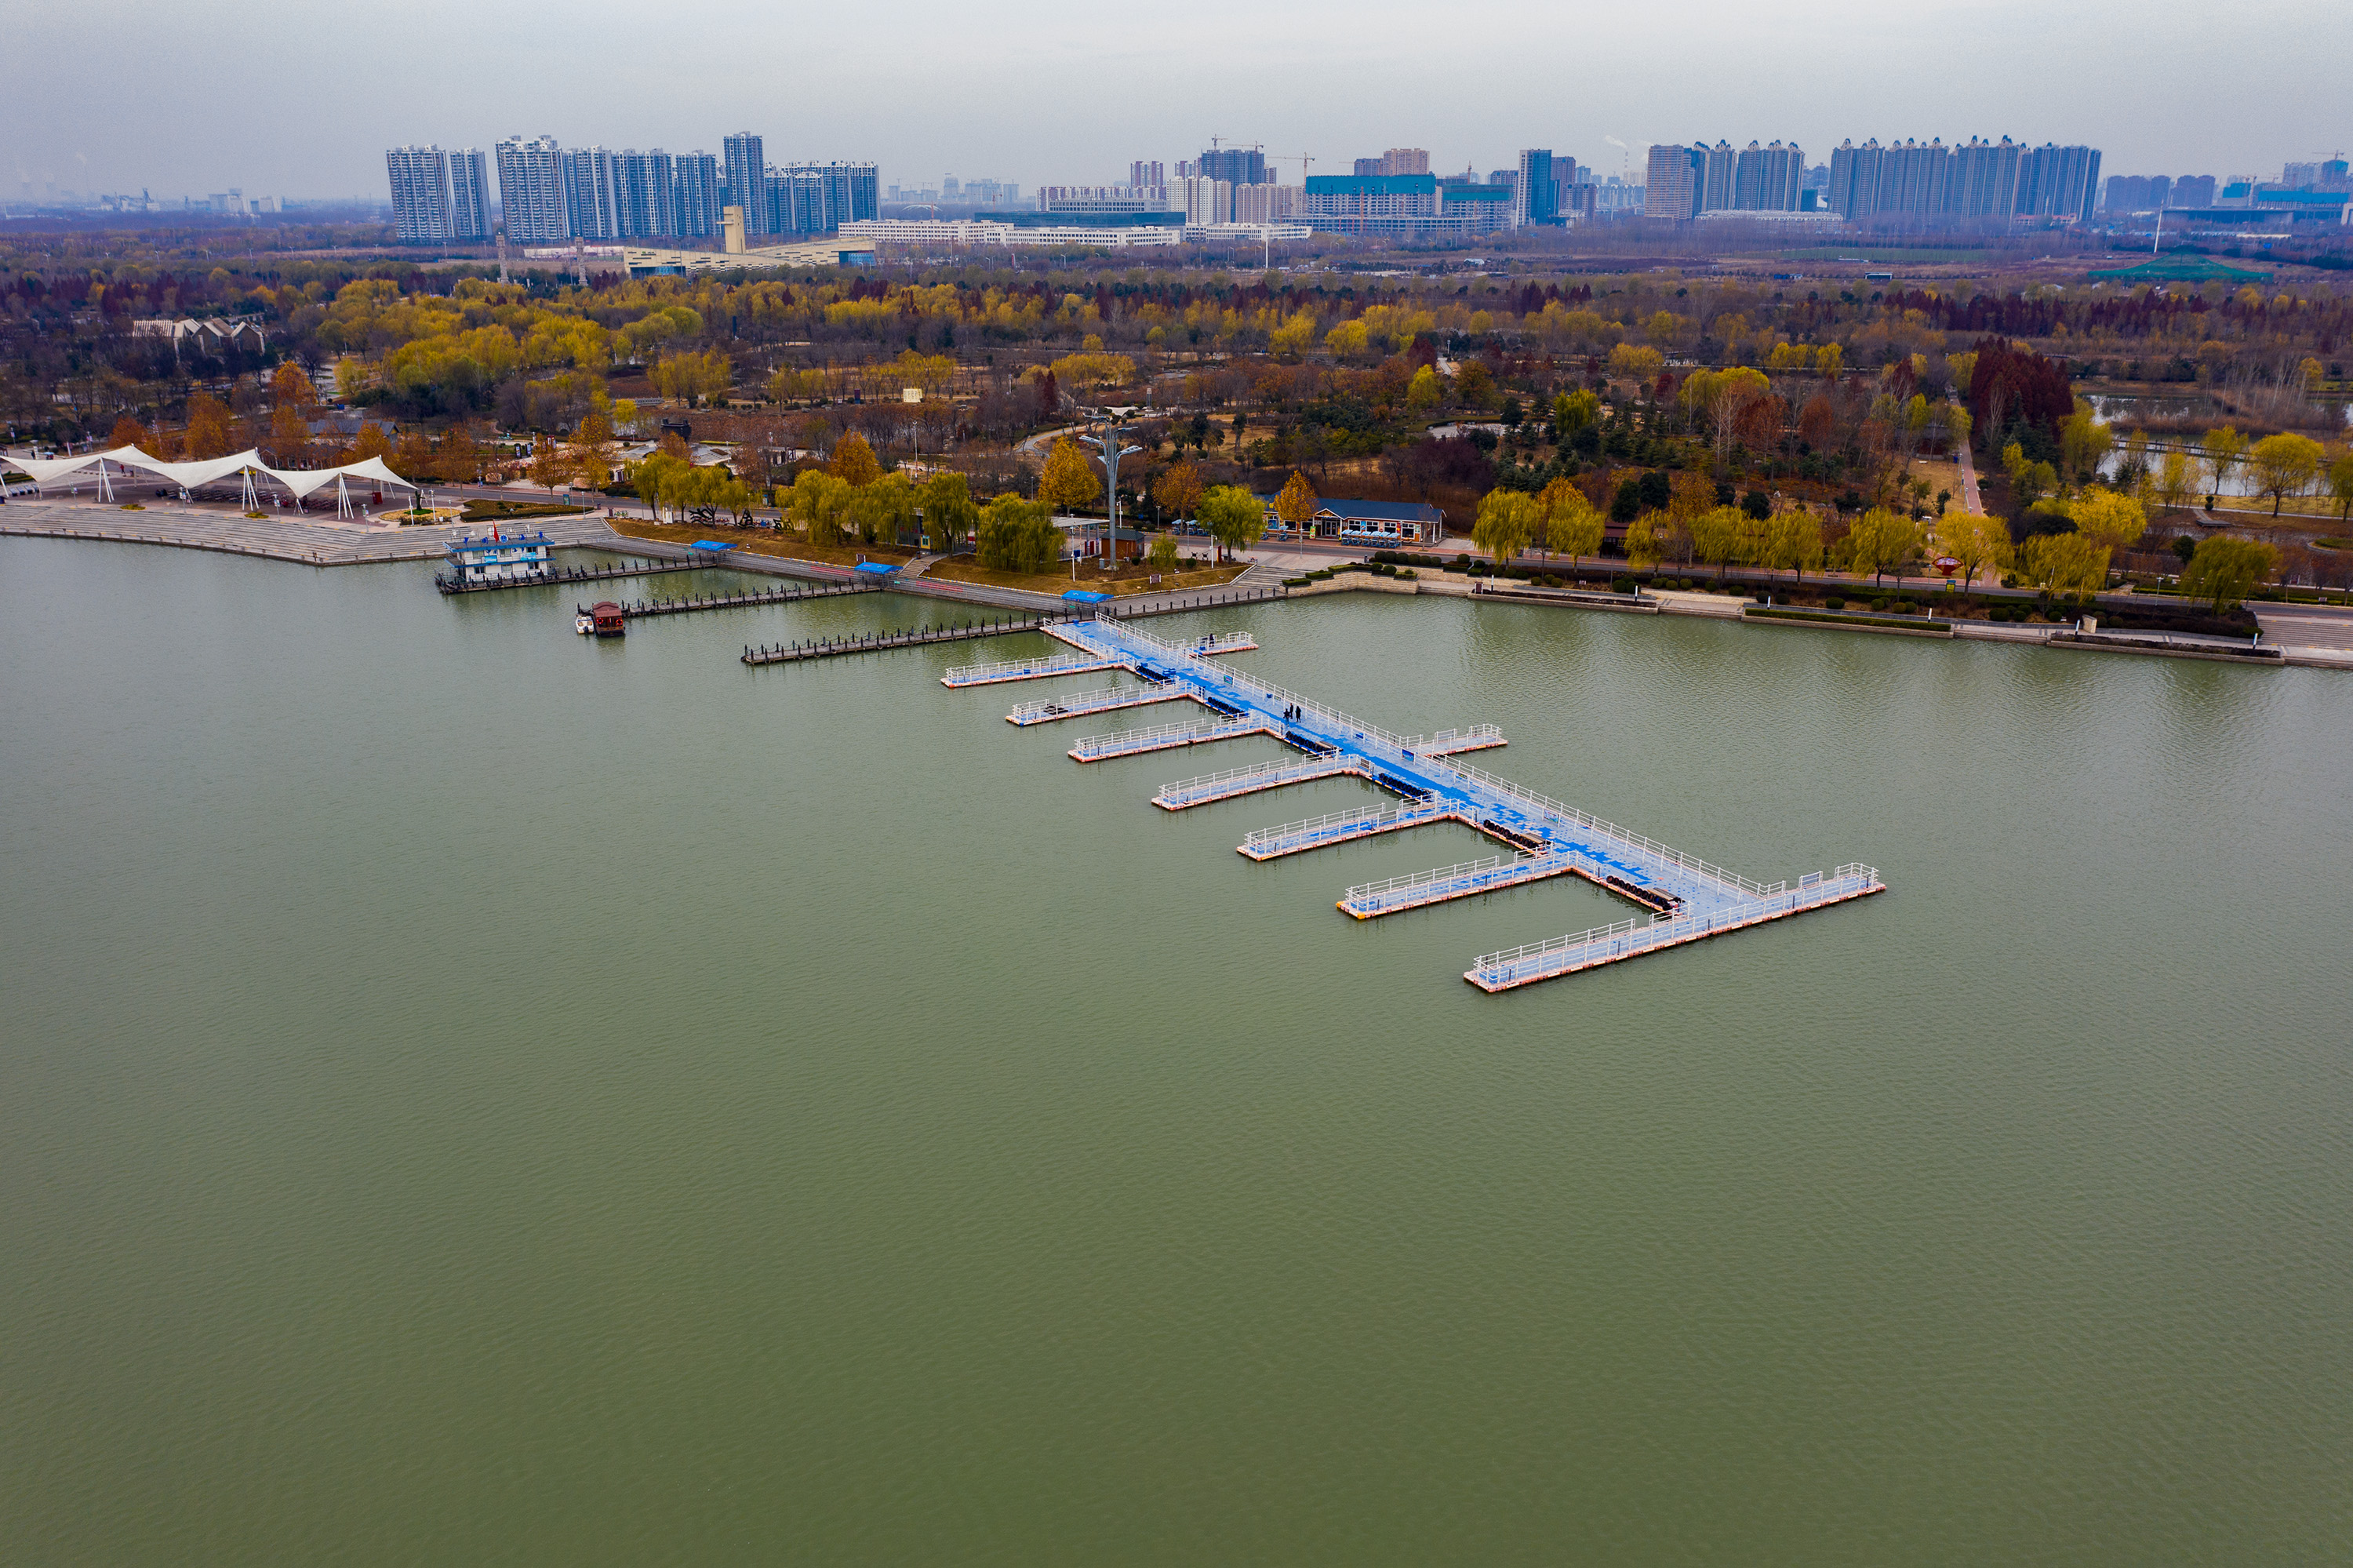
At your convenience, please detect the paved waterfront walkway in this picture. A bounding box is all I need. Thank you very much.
[0,498,616,565]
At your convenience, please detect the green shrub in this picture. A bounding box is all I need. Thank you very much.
[1824,596,1846,609]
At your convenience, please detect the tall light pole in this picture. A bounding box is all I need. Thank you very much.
[1081,408,1143,584]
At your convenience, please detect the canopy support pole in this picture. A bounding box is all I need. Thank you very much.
[96,459,114,503]
[241,468,256,511]
[337,475,351,519]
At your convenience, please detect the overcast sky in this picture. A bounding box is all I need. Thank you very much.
[12,0,2348,198]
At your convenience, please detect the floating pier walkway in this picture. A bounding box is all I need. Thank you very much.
[740,585,1287,668]
[437,556,711,594]
[595,580,873,622]
[952,614,1882,991]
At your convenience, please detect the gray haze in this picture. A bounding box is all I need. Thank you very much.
[12,0,2349,199]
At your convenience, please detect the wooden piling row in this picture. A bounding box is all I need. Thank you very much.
[596,580,875,621]
[737,584,1287,668]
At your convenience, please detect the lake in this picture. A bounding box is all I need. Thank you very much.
[4,537,2349,1563]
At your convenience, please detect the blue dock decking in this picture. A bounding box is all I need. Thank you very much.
[962,616,1882,990]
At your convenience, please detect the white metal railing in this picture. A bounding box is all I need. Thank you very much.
[1089,617,1424,760]
[1241,803,1424,850]
[944,651,1123,686]
[1467,865,1881,984]
[1009,684,1189,722]
[1068,716,1264,759]
[1438,757,1780,897]
[1155,755,1366,806]
[1345,852,1549,904]
[1086,617,1776,900]
[1401,725,1504,753]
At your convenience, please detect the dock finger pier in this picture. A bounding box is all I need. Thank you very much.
[943,614,1883,991]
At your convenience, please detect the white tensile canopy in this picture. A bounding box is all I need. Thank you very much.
[9,446,422,508]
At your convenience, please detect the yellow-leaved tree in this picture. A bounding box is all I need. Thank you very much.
[2066,486,2148,554]
[1274,470,1318,539]
[2247,432,2325,517]
[1937,508,2013,590]
[1267,311,1318,358]
[1152,460,1204,525]
[1472,489,1538,568]
[2018,533,2110,595]
[827,432,882,488]
[1038,437,1100,514]
[1540,477,1603,573]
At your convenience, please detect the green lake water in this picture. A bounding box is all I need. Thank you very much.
[4,538,2350,1563]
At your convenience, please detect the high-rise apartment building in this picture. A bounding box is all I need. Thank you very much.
[449,149,491,240]
[2282,158,2349,190]
[1354,158,1383,178]
[674,152,722,238]
[494,136,566,243]
[1231,183,1302,224]
[1179,176,1232,225]
[724,133,767,235]
[1696,141,1737,212]
[1829,136,2099,223]
[562,147,617,239]
[1381,148,1430,176]
[1644,144,1704,219]
[1129,160,1165,189]
[613,150,678,238]
[2016,144,2100,221]
[1198,147,1269,187]
[1732,141,1804,211]
[1950,137,2022,216]
[387,147,453,243]
[2170,173,2217,207]
[1515,149,1557,226]
[1826,140,1882,219]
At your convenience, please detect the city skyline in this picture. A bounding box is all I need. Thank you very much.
[9,0,2348,200]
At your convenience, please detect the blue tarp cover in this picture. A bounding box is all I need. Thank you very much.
[854,561,898,575]
[689,540,736,551]
[1062,589,1113,602]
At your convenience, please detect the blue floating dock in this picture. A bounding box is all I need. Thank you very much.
[956,615,1882,991]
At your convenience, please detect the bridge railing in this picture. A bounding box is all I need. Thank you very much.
[1091,617,1430,761]
[1438,757,1782,898]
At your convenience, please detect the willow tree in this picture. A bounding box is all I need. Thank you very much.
[2180,537,2278,613]
[1472,489,1537,567]
[1540,478,1603,573]
[1196,485,1264,563]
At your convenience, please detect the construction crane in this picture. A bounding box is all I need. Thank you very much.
[1271,154,1315,184]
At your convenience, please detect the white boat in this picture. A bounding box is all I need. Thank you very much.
[575,613,594,635]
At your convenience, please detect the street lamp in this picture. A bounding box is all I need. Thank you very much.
[1080,406,1144,587]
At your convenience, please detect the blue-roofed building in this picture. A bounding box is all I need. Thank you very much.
[1253,495,1446,546]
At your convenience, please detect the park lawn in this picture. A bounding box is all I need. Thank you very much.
[609,518,918,568]
[925,557,1248,597]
